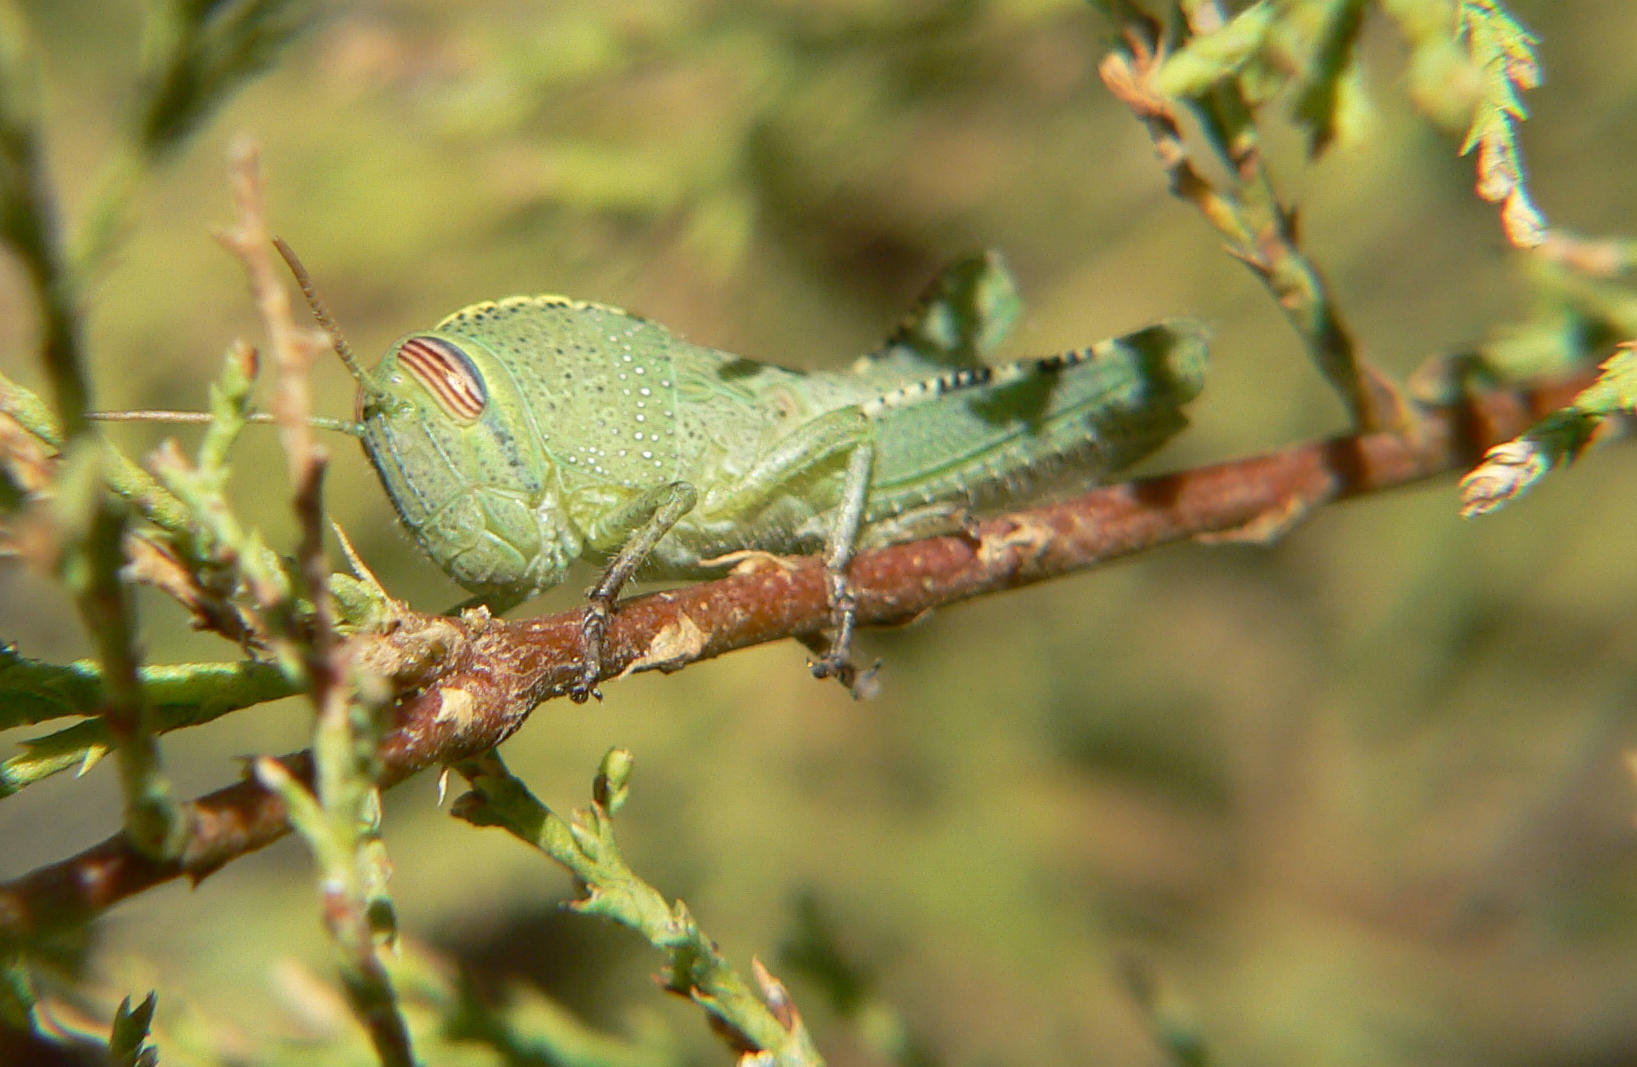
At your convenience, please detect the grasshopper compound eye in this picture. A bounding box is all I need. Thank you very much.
[393,335,488,423]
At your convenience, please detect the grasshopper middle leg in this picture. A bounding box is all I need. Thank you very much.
[808,439,875,693]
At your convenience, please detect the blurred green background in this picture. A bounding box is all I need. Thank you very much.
[7,0,1637,1062]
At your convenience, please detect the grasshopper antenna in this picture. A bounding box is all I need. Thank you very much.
[88,409,362,437]
[88,242,377,437]
[272,236,385,405]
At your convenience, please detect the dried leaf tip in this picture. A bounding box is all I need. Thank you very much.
[1458,438,1549,517]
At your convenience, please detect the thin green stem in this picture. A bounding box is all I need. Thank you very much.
[454,751,824,1065]
[0,658,297,797]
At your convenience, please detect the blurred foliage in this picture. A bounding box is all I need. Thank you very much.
[1455,0,1546,247]
[5,0,1637,1064]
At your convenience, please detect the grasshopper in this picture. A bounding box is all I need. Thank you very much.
[276,248,1207,702]
[87,250,1205,698]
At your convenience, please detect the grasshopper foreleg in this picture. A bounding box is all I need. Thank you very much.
[574,481,699,703]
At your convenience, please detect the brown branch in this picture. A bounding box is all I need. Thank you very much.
[0,370,1602,947]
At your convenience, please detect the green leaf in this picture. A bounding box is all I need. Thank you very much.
[135,0,314,161]
[109,992,160,1067]
[1152,2,1276,99]
[1456,0,1545,246]
[1291,0,1371,156]
[0,955,37,1030]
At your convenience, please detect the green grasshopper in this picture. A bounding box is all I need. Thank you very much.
[276,248,1207,702]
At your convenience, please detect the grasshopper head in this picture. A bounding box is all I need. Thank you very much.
[359,331,569,604]
[274,238,572,604]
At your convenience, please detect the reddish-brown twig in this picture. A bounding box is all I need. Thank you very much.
[0,368,1602,947]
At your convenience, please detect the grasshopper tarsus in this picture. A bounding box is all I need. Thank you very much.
[823,569,860,663]
[805,572,852,674]
[572,599,613,703]
[809,571,882,698]
[807,654,850,685]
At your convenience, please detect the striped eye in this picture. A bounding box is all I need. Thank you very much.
[394,336,487,422]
